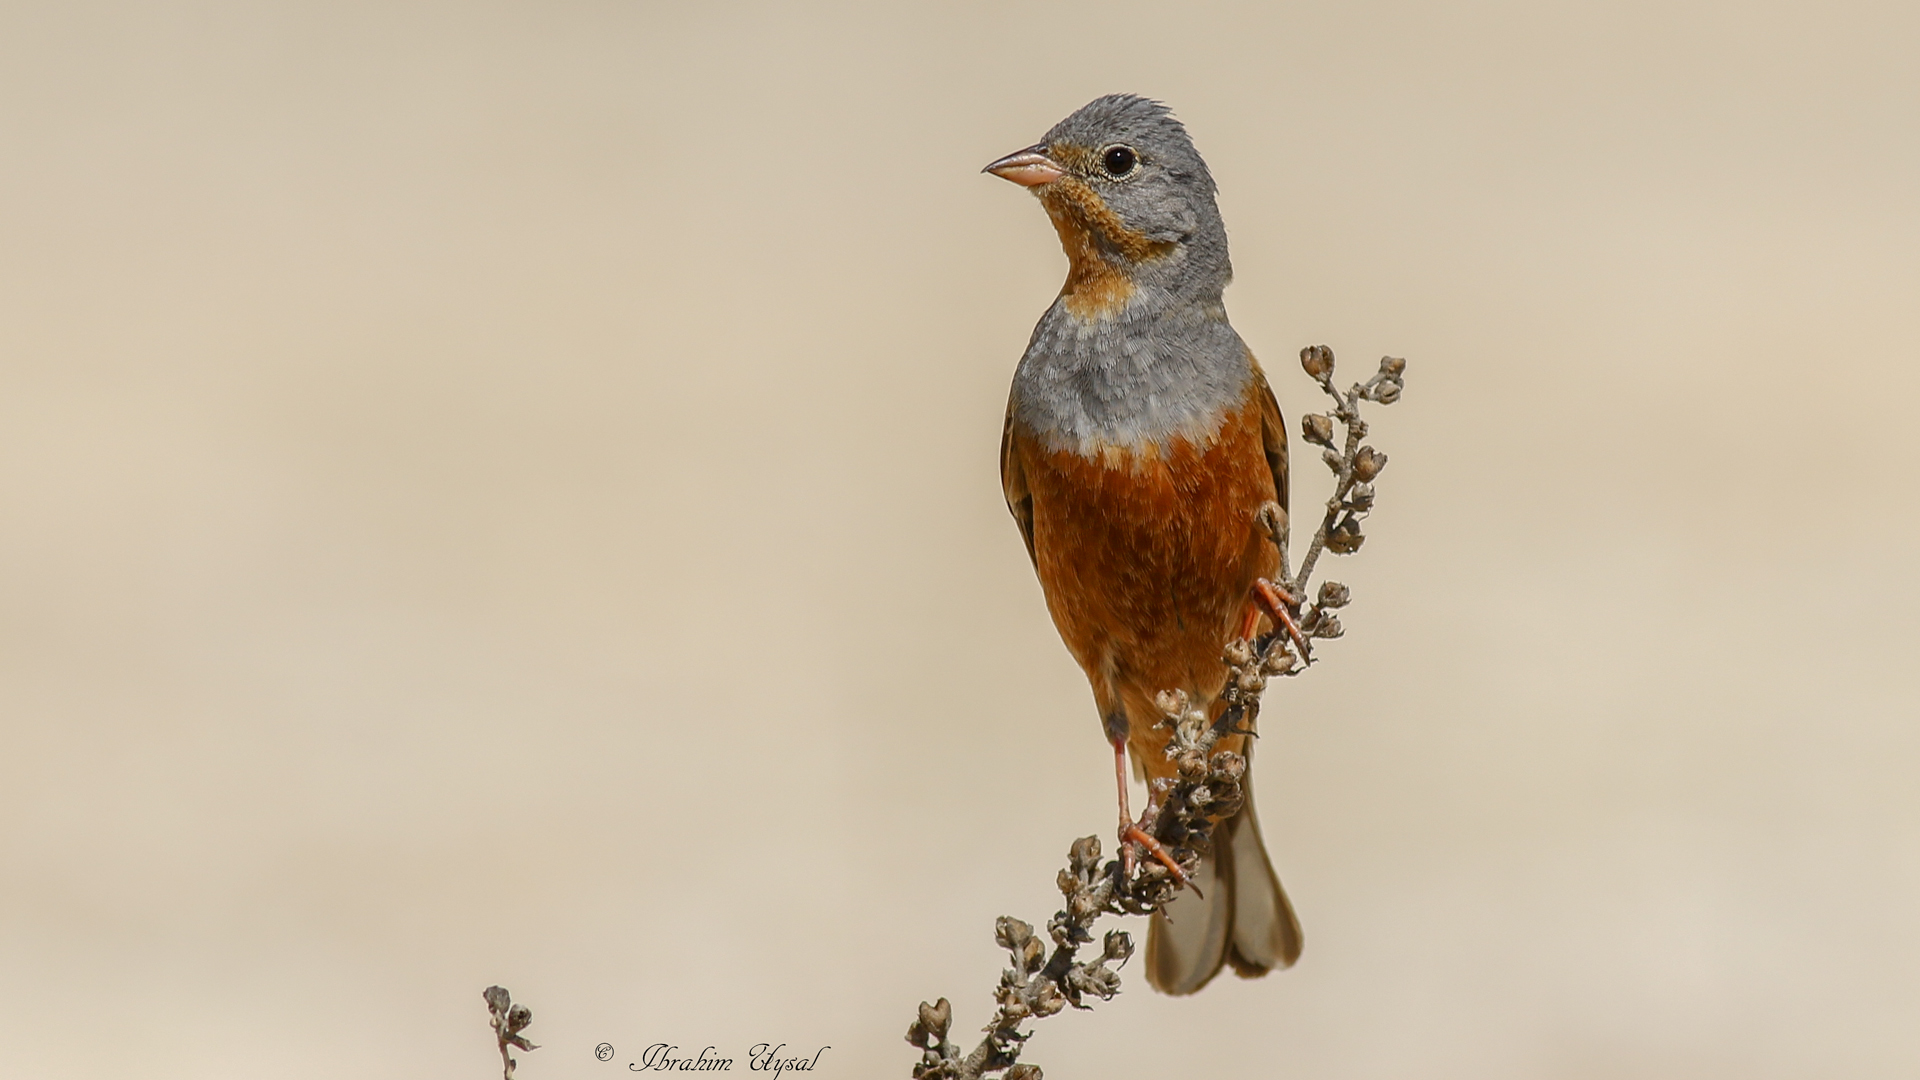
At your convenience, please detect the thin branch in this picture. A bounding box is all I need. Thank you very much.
[907,684,1255,1080]
[484,986,539,1080]
[1289,347,1402,598]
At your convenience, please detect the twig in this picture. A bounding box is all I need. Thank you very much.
[484,986,539,1080]
[907,688,1253,1080]
[1287,346,1403,595]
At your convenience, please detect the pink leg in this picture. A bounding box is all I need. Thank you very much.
[1252,578,1312,661]
[1112,739,1199,894]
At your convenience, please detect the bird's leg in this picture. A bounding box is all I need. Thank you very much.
[1111,739,1137,879]
[1111,738,1197,894]
[1236,603,1262,642]
[1252,577,1312,662]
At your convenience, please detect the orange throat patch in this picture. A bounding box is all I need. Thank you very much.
[1038,177,1173,321]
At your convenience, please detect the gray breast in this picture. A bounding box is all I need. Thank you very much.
[1011,298,1252,455]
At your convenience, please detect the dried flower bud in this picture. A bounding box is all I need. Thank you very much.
[1187,785,1213,809]
[1257,501,1286,539]
[1313,614,1344,639]
[1069,836,1101,871]
[996,916,1034,952]
[1317,581,1351,608]
[1301,412,1335,447]
[1222,639,1253,667]
[1030,978,1067,1017]
[483,986,512,1015]
[1047,913,1073,947]
[1209,752,1246,784]
[1177,750,1208,780]
[1177,714,1208,747]
[1353,446,1387,482]
[1056,869,1081,900]
[1069,893,1099,922]
[1154,689,1186,719]
[1021,937,1047,972]
[1300,344,1334,380]
[506,1004,533,1034]
[1069,961,1124,1001]
[1346,482,1375,511]
[1262,649,1297,675]
[917,998,952,1041]
[1322,449,1342,473]
[1007,1065,1044,1080]
[1236,670,1267,695]
[1374,379,1402,405]
[1380,355,1406,377]
[1103,929,1134,964]
[1325,517,1365,554]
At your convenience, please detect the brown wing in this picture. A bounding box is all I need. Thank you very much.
[1251,361,1289,517]
[1000,397,1037,567]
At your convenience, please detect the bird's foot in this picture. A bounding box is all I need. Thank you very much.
[1251,577,1312,663]
[1119,820,1200,897]
[1110,739,1198,895]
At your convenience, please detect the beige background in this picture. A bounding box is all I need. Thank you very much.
[3,1,1917,1077]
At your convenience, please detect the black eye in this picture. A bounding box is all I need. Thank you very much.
[1101,145,1138,178]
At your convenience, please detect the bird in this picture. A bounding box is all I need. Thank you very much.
[985,94,1303,995]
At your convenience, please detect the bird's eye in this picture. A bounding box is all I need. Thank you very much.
[1101,145,1139,178]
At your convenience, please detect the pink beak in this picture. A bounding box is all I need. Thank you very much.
[983,145,1065,188]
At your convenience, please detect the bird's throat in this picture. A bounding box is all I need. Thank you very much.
[1039,179,1174,322]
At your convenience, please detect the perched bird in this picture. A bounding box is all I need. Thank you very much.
[986,94,1302,995]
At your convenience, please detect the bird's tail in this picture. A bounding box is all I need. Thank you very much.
[1143,770,1302,995]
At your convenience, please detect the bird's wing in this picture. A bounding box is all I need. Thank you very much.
[1000,397,1037,568]
[1252,361,1289,517]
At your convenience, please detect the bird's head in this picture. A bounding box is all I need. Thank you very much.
[985,94,1230,318]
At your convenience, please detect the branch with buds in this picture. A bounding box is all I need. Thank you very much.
[1289,347,1401,582]
[484,986,539,1080]
[907,689,1250,1080]
[907,346,1407,1079]
[1253,346,1406,677]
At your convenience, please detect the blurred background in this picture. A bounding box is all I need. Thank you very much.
[3,1,1916,1077]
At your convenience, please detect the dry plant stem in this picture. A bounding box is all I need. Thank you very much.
[484,986,539,1080]
[1286,347,1403,596]
[908,346,1407,1080]
[907,690,1247,1080]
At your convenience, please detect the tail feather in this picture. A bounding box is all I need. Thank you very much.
[1144,775,1301,994]
[1144,830,1235,995]
[1225,790,1303,977]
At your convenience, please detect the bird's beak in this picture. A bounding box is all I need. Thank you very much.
[983,145,1065,188]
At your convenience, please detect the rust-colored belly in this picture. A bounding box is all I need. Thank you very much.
[1014,382,1279,767]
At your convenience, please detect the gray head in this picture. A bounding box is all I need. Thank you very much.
[985,94,1231,307]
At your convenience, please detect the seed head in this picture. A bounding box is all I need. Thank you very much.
[995,916,1034,951]
[916,998,952,1041]
[1300,345,1335,380]
[1301,412,1335,447]
[1353,446,1387,482]
[1325,517,1365,554]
